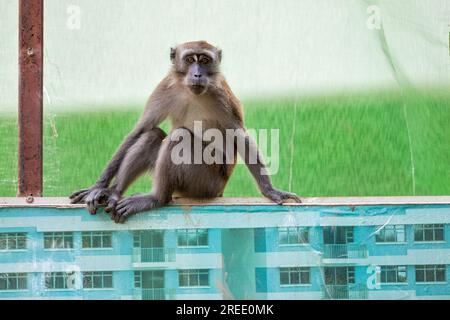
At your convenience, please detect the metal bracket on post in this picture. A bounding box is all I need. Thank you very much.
[18,0,44,197]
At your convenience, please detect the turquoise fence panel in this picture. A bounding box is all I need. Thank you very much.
[0,197,449,300]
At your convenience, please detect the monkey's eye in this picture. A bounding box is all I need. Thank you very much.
[185,56,195,64]
[199,57,210,64]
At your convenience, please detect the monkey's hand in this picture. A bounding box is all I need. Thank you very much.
[262,188,302,205]
[114,194,160,224]
[70,186,114,215]
[69,188,93,204]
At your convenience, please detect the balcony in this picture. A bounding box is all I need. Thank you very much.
[133,288,176,300]
[132,247,176,264]
[322,284,368,300]
[323,244,368,259]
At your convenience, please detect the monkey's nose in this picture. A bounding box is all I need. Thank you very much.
[194,74,202,78]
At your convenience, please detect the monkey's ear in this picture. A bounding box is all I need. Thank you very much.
[217,49,222,62]
[170,47,176,62]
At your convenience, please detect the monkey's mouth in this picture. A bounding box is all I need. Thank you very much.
[189,84,206,95]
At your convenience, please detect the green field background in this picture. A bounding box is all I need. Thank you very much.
[0,88,449,198]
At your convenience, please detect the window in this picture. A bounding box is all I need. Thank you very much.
[324,267,355,285]
[179,269,209,287]
[45,272,76,289]
[278,227,309,245]
[380,266,407,284]
[415,265,446,283]
[323,227,353,244]
[0,273,27,291]
[82,231,112,248]
[133,230,164,248]
[414,224,445,242]
[133,232,141,247]
[44,232,73,249]
[345,228,354,243]
[0,233,27,250]
[83,271,113,289]
[375,225,405,243]
[280,267,310,285]
[134,271,164,289]
[177,229,208,247]
[134,272,142,288]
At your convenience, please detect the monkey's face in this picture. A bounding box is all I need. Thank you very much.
[171,42,222,96]
[184,54,213,95]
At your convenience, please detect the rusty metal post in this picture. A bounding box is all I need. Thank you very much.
[18,0,44,197]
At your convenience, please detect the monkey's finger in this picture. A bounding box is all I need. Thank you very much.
[87,201,97,215]
[92,190,105,211]
[266,192,283,205]
[116,199,130,212]
[280,192,302,203]
[69,189,88,199]
[115,205,135,224]
[109,209,116,221]
[272,198,283,205]
[70,194,84,204]
[115,209,126,223]
[70,190,90,204]
[118,211,133,224]
[105,194,119,213]
[91,189,107,214]
[93,198,100,212]
[70,190,91,203]
[115,200,130,221]
[114,208,126,221]
[86,193,99,215]
[289,195,302,203]
[105,200,117,213]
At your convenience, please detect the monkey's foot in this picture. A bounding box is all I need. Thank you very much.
[263,189,302,204]
[114,195,160,223]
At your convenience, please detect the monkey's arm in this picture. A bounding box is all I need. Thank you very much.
[70,79,174,211]
[96,130,143,188]
[69,127,147,213]
[237,129,301,204]
[69,127,143,203]
[221,81,300,204]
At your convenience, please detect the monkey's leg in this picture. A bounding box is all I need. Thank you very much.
[114,129,227,223]
[86,128,166,215]
[113,135,176,223]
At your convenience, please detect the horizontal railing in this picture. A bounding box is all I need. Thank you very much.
[132,247,176,263]
[322,284,368,300]
[323,244,368,259]
[2,196,449,207]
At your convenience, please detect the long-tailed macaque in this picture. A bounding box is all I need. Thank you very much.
[70,41,301,223]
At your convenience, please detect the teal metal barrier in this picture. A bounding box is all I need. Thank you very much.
[0,197,449,300]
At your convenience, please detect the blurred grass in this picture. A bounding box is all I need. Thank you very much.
[0,88,449,197]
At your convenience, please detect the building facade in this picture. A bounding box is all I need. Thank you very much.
[0,197,449,300]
